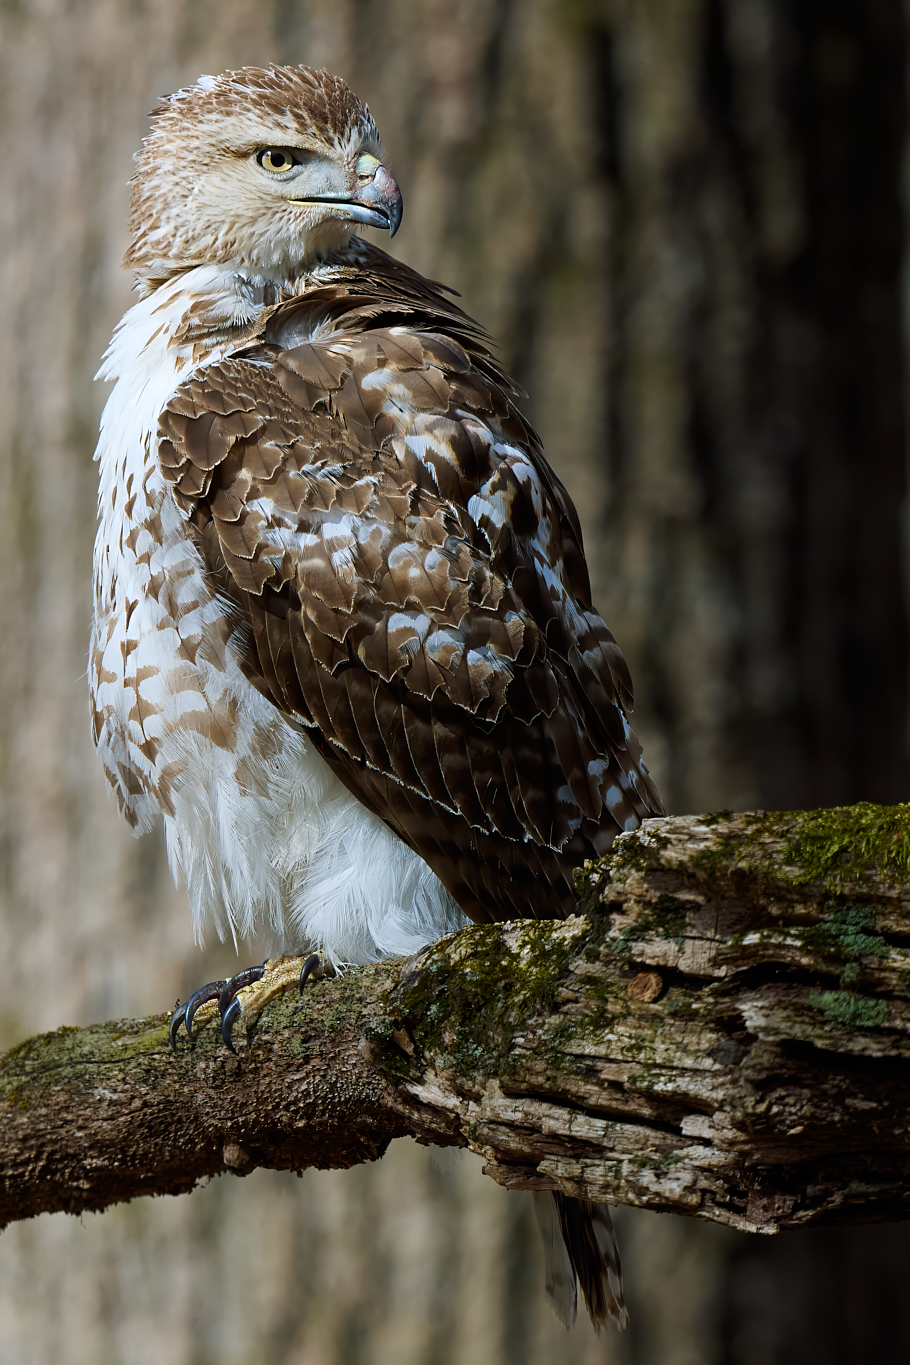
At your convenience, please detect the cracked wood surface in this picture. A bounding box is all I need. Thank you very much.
[3,806,910,1236]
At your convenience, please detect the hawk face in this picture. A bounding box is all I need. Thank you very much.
[124,64,402,284]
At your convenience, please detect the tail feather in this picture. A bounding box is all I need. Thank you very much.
[534,1191,628,1333]
[532,1192,577,1329]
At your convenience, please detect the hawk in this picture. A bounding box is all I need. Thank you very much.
[90,64,664,1334]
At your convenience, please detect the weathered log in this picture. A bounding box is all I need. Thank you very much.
[3,805,910,1235]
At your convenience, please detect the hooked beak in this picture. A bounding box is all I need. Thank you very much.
[291,164,403,238]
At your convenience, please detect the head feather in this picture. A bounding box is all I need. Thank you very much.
[125,65,384,281]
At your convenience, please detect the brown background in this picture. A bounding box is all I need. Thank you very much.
[0,1,908,1361]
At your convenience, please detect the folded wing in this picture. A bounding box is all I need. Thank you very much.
[156,253,664,921]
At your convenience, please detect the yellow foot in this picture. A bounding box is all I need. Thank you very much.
[168,952,330,1053]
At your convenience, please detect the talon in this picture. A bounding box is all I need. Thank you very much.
[184,980,227,1042]
[299,952,324,993]
[217,962,268,1015]
[168,1003,188,1051]
[172,959,282,1056]
[217,961,268,1054]
[221,997,243,1054]
[169,979,226,1049]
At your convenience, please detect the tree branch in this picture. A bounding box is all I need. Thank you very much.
[4,806,910,1235]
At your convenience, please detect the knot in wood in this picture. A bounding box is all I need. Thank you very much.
[627,971,664,1003]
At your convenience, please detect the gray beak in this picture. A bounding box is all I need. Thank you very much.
[295,164,403,238]
[349,164,403,238]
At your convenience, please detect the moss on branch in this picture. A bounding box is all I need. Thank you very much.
[3,806,910,1235]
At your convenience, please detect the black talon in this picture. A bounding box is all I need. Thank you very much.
[216,961,268,1054]
[168,979,226,1050]
[168,1003,188,1051]
[221,997,243,1054]
[299,953,323,993]
[169,960,269,1055]
[217,962,268,1015]
[185,980,227,1042]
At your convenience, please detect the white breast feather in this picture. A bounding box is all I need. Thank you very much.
[91,267,465,963]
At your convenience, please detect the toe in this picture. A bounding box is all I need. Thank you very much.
[299,952,326,993]
[168,1003,188,1051]
[169,979,227,1049]
[215,961,268,1054]
[170,954,330,1056]
[218,962,267,1015]
[221,997,244,1054]
[185,980,227,1041]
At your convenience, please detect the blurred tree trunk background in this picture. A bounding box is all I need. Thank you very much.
[0,1,907,1362]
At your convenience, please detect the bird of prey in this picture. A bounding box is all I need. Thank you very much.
[90,64,664,1334]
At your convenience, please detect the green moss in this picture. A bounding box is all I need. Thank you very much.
[698,804,910,892]
[663,994,698,1017]
[844,1180,898,1196]
[362,1014,394,1043]
[320,970,368,1037]
[646,896,688,940]
[788,903,889,968]
[0,1022,80,1068]
[108,1021,171,1058]
[574,841,693,942]
[808,990,888,1030]
[699,810,735,828]
[573,824,670,913]
[284,1034,316,1060]
[385,919,587,1080]
[608,894,694,964]
[724,901,890,1022]
[648,803,910,899]
[573,858,611,910]
[777,804,910,889]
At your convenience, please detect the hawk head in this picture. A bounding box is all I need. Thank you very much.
[124,65,402,285]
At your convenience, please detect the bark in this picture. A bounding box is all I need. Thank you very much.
[5,805,910,1237]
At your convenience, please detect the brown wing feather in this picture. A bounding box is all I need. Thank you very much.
[157,248,664,922]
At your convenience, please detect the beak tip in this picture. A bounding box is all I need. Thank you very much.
[386,188,404,239]
[364,165,403,239]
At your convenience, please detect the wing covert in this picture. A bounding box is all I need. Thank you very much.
[157,264,663,920]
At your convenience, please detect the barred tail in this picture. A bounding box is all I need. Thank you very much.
[533,1191,628,1333]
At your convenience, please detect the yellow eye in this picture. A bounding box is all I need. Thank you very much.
[256,148,297,173]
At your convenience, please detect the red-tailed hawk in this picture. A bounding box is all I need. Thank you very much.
[90,64,664,1334]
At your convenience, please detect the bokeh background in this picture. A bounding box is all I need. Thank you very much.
[0,0,908,1361]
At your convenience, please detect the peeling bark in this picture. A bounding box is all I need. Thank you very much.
[3,807,910,1237]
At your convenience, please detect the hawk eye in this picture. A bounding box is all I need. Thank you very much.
[256,148,297,173]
